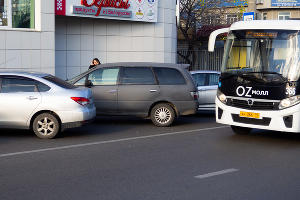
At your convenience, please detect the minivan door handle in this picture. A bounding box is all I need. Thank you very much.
[150,90,157,93]
[108,89,117,93]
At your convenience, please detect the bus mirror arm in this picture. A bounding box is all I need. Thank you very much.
[208,28,230,52]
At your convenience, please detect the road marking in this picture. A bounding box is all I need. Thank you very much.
[195,168,239,179]
[0,125,229,158]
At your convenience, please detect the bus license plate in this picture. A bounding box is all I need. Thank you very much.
[239,111,260,119]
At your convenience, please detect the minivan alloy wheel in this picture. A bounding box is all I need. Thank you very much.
[151,103,175,127]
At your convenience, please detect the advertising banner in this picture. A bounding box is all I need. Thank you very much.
[271,0,300,7]
[55,0,158,23]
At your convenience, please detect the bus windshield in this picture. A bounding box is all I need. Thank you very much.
[222,30,300,82]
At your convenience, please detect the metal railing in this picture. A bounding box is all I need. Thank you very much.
[177,48,224,71]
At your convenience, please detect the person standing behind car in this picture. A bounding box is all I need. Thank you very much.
[89,58,101,70]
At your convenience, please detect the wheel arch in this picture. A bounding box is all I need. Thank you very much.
[29,110,62,130]
[148,101,178,117]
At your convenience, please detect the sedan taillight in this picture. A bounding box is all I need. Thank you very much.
[71,97,90,106]
[190,91,198,100]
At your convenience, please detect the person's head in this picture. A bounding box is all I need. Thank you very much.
[92,58,100,66]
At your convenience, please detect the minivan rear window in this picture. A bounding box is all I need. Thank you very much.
[153,68,186,85]
[43,75,76,89]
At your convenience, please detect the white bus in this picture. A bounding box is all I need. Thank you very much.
[209,20,300,134]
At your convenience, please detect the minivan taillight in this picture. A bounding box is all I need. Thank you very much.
[71,97,90,106]
[190,91,198,100]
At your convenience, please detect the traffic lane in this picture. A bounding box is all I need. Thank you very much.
[1,127,300,199]
[0,113,216,154]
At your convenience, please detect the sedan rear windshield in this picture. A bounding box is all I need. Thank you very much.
[43,75,77,89]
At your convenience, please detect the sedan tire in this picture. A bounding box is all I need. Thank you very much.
[150,103,175,127]
[33,113,60,139]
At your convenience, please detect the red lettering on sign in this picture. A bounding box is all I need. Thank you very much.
[81,0,130,16]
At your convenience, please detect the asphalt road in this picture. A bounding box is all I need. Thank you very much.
[1,113,300,200]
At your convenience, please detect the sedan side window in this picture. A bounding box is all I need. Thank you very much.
[208,74,220,86]
[191,73,206,86]
[88,68,119,85]
[1,78,39,93]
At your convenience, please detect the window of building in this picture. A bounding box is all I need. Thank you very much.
[278,12,290,20]
[0,0,35,28]
[263,13,267,20]
[226,14,239,24]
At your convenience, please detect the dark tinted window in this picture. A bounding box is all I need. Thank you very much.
[43,75,76,89]
[154,68,186,85]
[1,78,38,93]
[192,73,206,86]
[208,73,219,86]
[120,67,156,85]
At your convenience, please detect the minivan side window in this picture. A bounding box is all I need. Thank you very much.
[88,68,120,85]
[0,77,46,93]
[153,68,186,85]
[120,67,156,85]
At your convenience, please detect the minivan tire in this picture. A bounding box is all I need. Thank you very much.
[150,103,175,127]
[32,113,60,139]
[231,125,252,135]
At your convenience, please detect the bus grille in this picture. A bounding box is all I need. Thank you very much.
[227,98,279,110]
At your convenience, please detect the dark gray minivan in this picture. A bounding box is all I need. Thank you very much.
[69,62,198,126]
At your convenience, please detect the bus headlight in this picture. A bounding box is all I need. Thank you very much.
[217,90,227,104]
[279,95,300,109]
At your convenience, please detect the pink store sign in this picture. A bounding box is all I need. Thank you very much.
[55,0,158,23]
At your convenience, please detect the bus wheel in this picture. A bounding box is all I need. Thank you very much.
[231,125,252,135]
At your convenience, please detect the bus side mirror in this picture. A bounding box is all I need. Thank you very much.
[208,28,230,52]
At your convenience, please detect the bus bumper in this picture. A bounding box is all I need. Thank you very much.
[216,98,300,133]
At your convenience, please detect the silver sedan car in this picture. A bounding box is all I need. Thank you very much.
[190,70,220,111]
[0,72,96,139]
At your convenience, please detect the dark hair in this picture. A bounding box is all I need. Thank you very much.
[93,58,100,64]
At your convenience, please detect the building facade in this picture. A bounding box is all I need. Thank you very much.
[0,0,177,79]
[247,0,300,20]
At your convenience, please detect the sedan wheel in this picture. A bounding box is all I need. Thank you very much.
[33,113,60,139]
[151,103,175,127]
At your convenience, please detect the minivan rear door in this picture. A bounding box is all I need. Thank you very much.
[118,67,160,116]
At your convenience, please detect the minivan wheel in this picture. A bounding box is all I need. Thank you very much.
[231,125,252,135]
[150,103,175,127]
[32,113,60,139]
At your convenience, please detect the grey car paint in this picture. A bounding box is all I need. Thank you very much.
[70,62,198,118]
[190,70,220,111]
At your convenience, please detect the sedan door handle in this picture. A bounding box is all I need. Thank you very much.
[150,90,157,93]
[27,96,38,100]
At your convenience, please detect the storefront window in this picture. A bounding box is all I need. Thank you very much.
[12,0,34,28]
[0,0,8,26]
[0,0,34,28]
